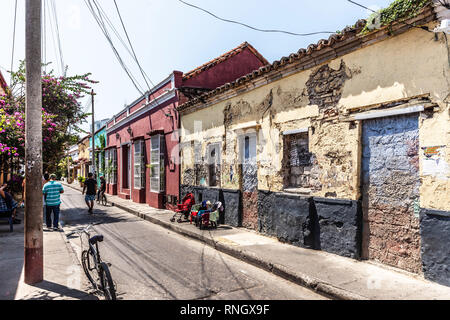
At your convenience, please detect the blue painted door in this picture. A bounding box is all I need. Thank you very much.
[361,114,421,273]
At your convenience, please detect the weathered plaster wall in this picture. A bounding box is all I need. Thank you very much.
[181,25,449,209]
[419,107,450,211]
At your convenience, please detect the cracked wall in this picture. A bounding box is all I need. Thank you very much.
[180,23,449,207]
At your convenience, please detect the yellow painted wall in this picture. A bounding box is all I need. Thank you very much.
[181,23,449,210]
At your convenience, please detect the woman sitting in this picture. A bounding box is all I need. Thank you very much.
[0,183,20,223]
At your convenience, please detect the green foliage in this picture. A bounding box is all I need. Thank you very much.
[0,61,98,174]
[77,176,85,183]
[359,0,430,35]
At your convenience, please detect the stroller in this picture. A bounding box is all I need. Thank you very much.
[170,193,195,223]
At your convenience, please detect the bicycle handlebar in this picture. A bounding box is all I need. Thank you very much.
[66,222,100,237]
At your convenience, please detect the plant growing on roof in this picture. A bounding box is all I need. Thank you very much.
[359,0,431,35]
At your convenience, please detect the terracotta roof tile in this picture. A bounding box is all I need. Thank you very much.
[182,42,269,80]
[178,4,435,113]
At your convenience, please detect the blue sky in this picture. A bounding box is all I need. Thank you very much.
[0,0,394,132]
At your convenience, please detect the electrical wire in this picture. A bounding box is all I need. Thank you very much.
[50,0,66,75]
[47,0,62,75]
[113,0,154,91]
[84,0,145,95]
[93,0,156,97]
[346,0,433,33]
[42,0,47,73]
[92,0,146,94]
[177,0,335,36]
[436,0,450,10]
[10,0,18,86]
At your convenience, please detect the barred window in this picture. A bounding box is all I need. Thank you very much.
[111,148,118,184]
[150,135,165,193]
[134,140,146,189]
[105,149,110,183]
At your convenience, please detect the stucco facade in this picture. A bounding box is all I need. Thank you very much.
[77,135,91,179]
[179,6,450,285]
[105,43,268,210]
[89,125,107,185]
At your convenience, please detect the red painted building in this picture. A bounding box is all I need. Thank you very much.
[105,42,268,210]
[0,71,8,95]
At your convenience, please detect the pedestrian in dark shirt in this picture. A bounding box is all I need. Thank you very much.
[82,173,97,214]
[97,176,106,201]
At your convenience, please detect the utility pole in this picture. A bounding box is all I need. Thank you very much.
[91,90,96,178]
[24,0,43,285]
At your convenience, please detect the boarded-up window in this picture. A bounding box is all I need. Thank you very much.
[284,132,311,188]
[207,143,221,187]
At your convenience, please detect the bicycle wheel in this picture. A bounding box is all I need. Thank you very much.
[81,249,96,289]
[101,194,107,206]
[99,262,116,300]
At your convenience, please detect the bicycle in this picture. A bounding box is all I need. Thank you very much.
[96,191,108,206]
[67,224,116,300]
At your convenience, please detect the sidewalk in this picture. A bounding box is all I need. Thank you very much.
[0,208,97,300]
[63,182,450,300]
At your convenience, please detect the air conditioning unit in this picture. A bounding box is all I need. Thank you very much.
[434,19,450,34]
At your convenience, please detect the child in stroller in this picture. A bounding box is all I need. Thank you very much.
[196,200,223,229]
[194,200,210,228]
[170,193,195,223]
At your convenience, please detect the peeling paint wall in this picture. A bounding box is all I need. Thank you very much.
[181,24,449,210]
[179,24,450,280]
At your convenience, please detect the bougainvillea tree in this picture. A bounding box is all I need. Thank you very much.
[0,61,98,175]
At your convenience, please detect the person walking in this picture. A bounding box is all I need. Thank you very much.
[97,176,106,202]
[42,172,50,225]
[42,174,64,231]
[83,173,97,213]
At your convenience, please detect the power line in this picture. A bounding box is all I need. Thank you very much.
[113,0,154,91]
[84,0,145,95]
[50,0,66,75]
[10,0,18,85]
[84,1,174,113]
[437,0,450,10]
[92,0,146,94]
[93,0,155,90]
[177,0,335,36]
[47,0,62,75]
[346,0,433,33]
[42,0,47,73]
[347,0,375,12]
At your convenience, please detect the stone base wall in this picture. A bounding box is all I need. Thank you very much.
[313,197,362,259]
[258,191,315,249]
[258,191,362,257]
[420,209,450,287]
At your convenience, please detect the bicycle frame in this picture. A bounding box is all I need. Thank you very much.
[69,225,102,285]
[67,224,116,299]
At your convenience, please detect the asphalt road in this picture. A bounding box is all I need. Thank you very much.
[60,187,327,300]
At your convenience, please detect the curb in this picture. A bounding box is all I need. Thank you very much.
[111,201,368,300]
[63,182,368,300]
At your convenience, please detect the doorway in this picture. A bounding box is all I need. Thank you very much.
[361,114,421,273]
[122,144,131,191]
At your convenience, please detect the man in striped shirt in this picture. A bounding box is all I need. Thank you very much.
[42,174,64,231]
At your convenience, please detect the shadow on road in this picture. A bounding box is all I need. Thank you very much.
[19,280,99,300]
[60,206,134,229]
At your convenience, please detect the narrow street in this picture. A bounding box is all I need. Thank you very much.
[60,187,327,300]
